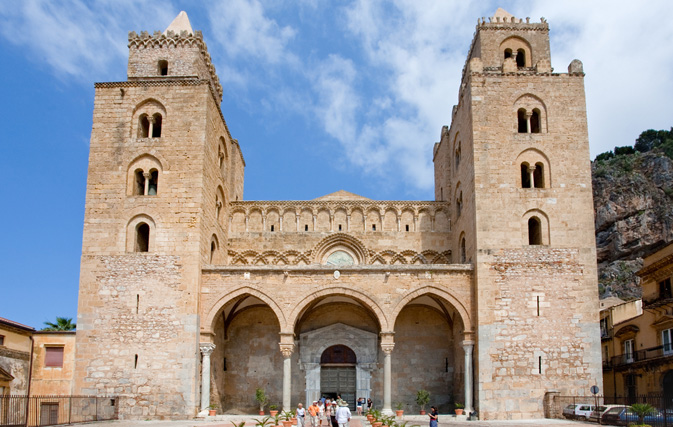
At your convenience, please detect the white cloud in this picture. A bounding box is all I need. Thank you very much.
[0,0,177,80]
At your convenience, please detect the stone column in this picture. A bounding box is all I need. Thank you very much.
[462,340,474,414]
[142,172,151,195]
[380,332,395,415]
[199,343,216,413]
[148,115,155,138]
[528,165,536,188]
[525,111,532,133]
[280,341,295,412]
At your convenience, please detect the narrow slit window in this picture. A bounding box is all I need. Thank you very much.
[134,354,138,369]
[210,241,216,263]
[538,356,542,374]
[460,237,466,263]
[305,224,308,231]
[372,224,376,231]
[136,294,139,314]
[536,296,540,316]
[338,224,342,231]
[405,224,410,232]
[270,225,275,232]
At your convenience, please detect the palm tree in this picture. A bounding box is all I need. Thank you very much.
[629,403,656,426]
[42,317,76,331]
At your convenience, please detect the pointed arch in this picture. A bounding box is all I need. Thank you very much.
[202,287,286,336]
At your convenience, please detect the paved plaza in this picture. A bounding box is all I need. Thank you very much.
[75,415,593,427]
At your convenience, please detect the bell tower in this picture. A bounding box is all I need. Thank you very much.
[434,8,601,419]
[74,11,244,417]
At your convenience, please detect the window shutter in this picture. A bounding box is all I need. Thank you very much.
[45,347,64,367]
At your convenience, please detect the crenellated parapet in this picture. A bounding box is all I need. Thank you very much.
[127,29,223,102]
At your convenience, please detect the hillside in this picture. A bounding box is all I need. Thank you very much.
[593,129,673,300]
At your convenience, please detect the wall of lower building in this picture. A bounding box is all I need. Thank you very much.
[31,333,76,395]
[0,325,32,395]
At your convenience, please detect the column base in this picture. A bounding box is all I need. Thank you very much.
[196,409,209,418]
[381,408,394,416]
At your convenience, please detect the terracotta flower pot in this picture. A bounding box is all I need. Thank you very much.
[455,409,464,416]
[395,410,404,417]
[282,421,293,427]
[270,410,279,417]
[291,418,297,425]
[209,410,216,416]
[373,422,383,427]
[259,411,265,415]
[366,416,373,422]
[419,410,426,415]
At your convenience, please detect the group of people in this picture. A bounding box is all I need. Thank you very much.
[296,396,359,427]
[355,397,372,415]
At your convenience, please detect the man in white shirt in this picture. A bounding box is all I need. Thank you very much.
[335,403,351,427]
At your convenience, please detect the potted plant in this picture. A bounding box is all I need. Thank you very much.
[381,415,396,427]
[394,402,404,418]
[270,404,279,417]
[371,410,383,427]
[415,390,430,415]
[256,388,269,415]
[232,421,247,427]
[271,412,282,427]
[281,410,294,427]
[253,416,272,427]
[454,402,464,416]
[208,403,218,416]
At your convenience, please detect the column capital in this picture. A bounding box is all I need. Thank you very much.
[380,343,395,355]
[462,330,476,342]
[199,342,216,356]
[279,343,295,358]
[380,331,395,344]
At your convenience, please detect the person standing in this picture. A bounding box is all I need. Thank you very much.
[318,399,325,426]
[335,402,351,427]
[367,398,373,412]
[428,406,438,427]
[330,402,339,427]
[356,398,363,416]
[296,404,306,427]
[308,401,320,427]
[323,399,332,427]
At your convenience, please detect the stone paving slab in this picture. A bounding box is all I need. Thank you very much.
[73,415,594,427]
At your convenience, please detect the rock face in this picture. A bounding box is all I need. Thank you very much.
[593,151,673,299]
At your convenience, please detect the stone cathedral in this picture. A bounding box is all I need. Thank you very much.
[73,9,602,420]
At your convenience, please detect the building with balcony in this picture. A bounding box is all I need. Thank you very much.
[601,242,673,403]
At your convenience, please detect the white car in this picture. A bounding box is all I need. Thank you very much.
[562,403,595,420]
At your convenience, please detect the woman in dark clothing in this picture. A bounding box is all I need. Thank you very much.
[429,406,438,427]
[367,398,373,411]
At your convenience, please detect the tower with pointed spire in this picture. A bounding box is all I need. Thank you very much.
[73,11,243,417]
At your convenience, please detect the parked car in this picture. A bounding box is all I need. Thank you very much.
[601,406,673,426]
[589,405,625,423]
[562,403,595,420]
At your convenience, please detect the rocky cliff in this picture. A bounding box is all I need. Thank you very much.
[593,151,673,299]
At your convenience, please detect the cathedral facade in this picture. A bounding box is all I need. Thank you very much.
[73,9,601,420]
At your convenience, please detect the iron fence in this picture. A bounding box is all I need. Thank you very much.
[551,394,673,426]
[0,395,118,427]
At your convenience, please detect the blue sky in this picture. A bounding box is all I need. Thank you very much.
[1,0,673,328]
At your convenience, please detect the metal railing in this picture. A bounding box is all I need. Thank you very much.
[607,344,673,368]
[0,395,118,427]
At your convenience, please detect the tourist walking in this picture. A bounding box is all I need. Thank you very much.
[308,401,320,427]
[323,399,332,426]
[296,404,306,427]
[335,402,351,427]
[330,401,339,427]
[318,399,325,426]
[428,406,438,427]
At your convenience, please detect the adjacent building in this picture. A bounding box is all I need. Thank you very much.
[72,9,601,420]
[601,242,673,404]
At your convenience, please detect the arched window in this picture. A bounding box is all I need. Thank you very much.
[151,113,162,138]
[504,48,513,60]
[455,142,461,168]
[528,217,542,245]
[456,191,463,217]
[531,109,541,133]
[158,60,168,76]
[148,169,158,195]
[138,114,150,138]
[517,108,527,133]
[216,194,222,221]
[460,236,466,263]
[521,163,531,188]
[516,49,526,68]
[533,163,544,188]
[134,169,145,195]
[136,223,150,252]
[210,241,217,263]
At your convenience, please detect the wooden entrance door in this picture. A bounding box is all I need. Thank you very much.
[320,367,356,407]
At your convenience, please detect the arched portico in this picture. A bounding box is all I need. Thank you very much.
[391,287,474,414]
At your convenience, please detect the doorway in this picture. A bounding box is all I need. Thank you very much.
[321,367,356,407]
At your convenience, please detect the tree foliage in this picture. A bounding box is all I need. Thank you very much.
[42,317,76,331]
